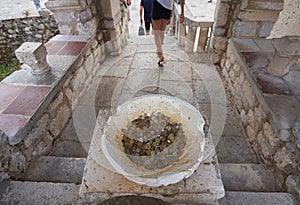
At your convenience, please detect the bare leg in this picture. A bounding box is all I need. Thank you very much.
[159,19,169,59]
[152,19,163,55]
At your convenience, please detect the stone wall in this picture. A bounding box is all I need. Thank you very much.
[0,34,106,179]
[220,41,300,194]
[0,15,59,65]
[45,0,127,55]
[210,0,283,64]
[0,0,129,180]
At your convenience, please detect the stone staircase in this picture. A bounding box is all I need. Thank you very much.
[2,110,299,205]
[1,35,299,204]
[216,127,298,204]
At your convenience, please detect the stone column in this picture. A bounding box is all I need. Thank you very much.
[45,0,97,36]
[15,42,50,75]
[99,0,126,55]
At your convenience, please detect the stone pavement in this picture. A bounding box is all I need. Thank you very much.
[0,0,48,20]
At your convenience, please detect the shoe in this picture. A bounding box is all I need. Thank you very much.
[158,59,165,67]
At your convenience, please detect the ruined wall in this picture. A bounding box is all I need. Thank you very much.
[220,41,300,196]
[0,34,106,178]
[0,15,59,65]
[0,0,129,179]
[210,0,283,64]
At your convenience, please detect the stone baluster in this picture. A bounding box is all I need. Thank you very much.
[198,27,209,52]
[15,42,50,75]
[178,22,186,47]
[185,26,197,52]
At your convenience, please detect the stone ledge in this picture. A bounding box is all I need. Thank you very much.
[0,34,91,145]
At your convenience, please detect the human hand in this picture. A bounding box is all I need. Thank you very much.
[180,13,184,23]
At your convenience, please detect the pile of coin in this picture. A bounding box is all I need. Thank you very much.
[120,112,187,170]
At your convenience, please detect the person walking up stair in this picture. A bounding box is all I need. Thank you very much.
[140,0,153,35]
[152,0,185,66]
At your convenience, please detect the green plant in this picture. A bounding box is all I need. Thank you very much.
[0,62,18,81]
[23,10,30,17]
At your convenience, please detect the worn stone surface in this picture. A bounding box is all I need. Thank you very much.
[220,163,284,192]
[49,104,71,138]
[2,181,79,205]
[274,144,299,175]
[21,156,85,184]
[219,191,298,205]
[216,135,259,164]
[285,175,300,200]
[269,0,300,38]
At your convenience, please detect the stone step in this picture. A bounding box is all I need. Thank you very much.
[241,0,283,11]
[49,139,88,158]
[20,156,86,184]
[1,181,79,205]
[216,135,260,164]
[219,191,299,205]
[220,164,284,192]
[48,118,88,158]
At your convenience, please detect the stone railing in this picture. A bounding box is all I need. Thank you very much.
[0,15,59,65]
[173,2,213,53]
[220,38,300,198]
[0,33,106,178]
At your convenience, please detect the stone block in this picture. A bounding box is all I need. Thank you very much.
[23,114,49,149]
[21,156,85,184]
[257,131,273,163]
[4,181,79,205]
[278,129,292,142]
[214,27,226,36]
[49,93,64,117]
[84,53,95,74]
[49,104,71,138]
[259,23,274,38]
[285,175,300,200]
[79,111,225,204]
[15,42,50,75]
[254,38,275,52]
[233,21,258,37]
[219,192,298,205]
[274,144,299,175]
[215,3,230,27]
[8,150,27,178]
[232,38,260,52]
[225,59,232,71]
[32,132,54,156]
[238,10,279,22]
[263,122,281,149]
[267,53,295,76]
[247,0,283,11]
[214,37,228,51]
[220,163,283,192]
[246,125,256,143]
[240,109,248,126]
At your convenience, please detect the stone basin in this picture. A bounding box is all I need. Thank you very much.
[101,95,206,187]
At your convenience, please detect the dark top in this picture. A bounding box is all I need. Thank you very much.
[141,0,153,21]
